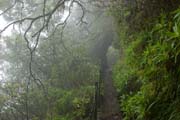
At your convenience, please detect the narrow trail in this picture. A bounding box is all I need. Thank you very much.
[103,69,119,114]
[95,29,122,120]
[100,69,122,120]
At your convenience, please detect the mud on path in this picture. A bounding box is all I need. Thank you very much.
[100,69,122,120]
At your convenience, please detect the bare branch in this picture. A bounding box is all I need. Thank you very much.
[0,0,17,16]
[0,0,90,98]
[74,0,87,25]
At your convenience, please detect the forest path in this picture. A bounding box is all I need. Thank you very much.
[100,69,122,120]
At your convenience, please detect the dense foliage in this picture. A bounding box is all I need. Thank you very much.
[0,30,99,120]
[1,0,180,120]
[112,0,180,120]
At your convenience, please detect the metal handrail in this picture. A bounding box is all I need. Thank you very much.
[93,81,101,120]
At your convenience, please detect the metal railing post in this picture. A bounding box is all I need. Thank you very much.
[94,82,98,120]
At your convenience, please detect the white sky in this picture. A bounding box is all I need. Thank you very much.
[0,13,12,82]
[0,4,72,82]
[0,16,12,36]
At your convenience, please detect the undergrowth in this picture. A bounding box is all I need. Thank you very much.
[112,3,180,120]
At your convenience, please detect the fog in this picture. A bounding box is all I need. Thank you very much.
[0,1,119,119]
